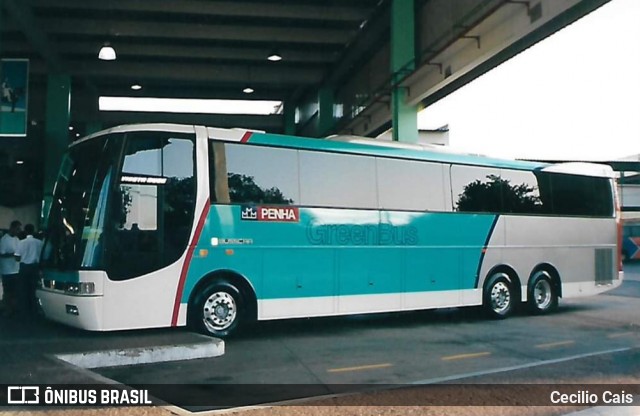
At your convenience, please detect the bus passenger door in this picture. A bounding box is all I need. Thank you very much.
[107,132,196,282]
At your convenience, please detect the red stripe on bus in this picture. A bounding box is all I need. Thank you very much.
[171,200,211,326]
[240,131,253,143]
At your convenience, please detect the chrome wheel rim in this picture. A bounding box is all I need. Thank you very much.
[203,291,237,332]
[490,281,511,314]
[533,278,552,310]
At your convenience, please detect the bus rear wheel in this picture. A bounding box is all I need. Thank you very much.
[192,281,244,338]
[528,271,558,314]
[483,273,515,319]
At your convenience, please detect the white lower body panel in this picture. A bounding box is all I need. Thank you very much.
[257,289,482,321]
[562,277,623,298]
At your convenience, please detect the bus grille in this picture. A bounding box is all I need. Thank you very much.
[594,248,614,285]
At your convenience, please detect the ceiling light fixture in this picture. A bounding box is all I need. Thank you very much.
[131,84,142,90]
[98,43,117,61]
[243,86,255,94]
[16,160,24,165]
[267,52,282,62]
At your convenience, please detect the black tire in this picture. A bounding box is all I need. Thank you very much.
[191,281,244,338]
[527,271,558,314]
[483,273,515,319]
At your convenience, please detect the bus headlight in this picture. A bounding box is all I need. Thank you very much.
[65,282,95,295]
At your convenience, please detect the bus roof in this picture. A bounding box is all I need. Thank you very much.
[206,126,547,171]
[76,123,613,176]
[273,135,542,170]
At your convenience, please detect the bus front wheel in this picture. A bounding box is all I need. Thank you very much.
[483,273,515,319]
[527,271,558,314]
[192,281,244,338]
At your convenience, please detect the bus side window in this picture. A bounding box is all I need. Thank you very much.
[299,151,376,209]
[209,142,299,205]
[536,172,613,217]
[450,166,502,213]
[376,158,448,212]
[499,169,544,215]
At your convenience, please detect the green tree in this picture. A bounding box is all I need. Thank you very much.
[227,173,293,204]
[457,174,541,213]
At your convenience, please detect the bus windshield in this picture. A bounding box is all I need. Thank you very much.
[42,130,197,278]
[42,134,121,270]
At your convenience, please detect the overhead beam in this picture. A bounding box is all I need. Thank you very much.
[92,84,292,101]
[55,42,336,64]
[25,18,354,45]
[3,0,64,71]
[337,0,612,137]
[31,0,371,23]
[404,0,612,108]
[2,40,338,64]
[73,111,284,133]
[28,60,324,86]
[326,1,390,86]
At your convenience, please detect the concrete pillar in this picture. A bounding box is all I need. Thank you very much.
[317,86,334,137]
[283,101,296,136]
[42,74,71,225]
[391,0,418,143]
[0,0,3,57]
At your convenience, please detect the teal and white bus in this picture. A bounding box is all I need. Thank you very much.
[37,124,623,337]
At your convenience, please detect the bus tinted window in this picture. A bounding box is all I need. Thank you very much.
[499,169,545,214]
[376,158,448,211]
[452,166,612,217]
[209,143,299,205]
[537,172,613,217]
[42,135,121,271]
[121,135,162,176]
[451,166,502,213]
[299,150,376,209]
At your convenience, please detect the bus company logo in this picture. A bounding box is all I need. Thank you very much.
[7,386,40,404]
[240,205,299,222]
[241,205,258,220]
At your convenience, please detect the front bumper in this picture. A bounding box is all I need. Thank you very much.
[36,289,105,330]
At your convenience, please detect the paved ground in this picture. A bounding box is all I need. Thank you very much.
[1,262,639,415]
[95,262,640,411]
[0,315,211,384]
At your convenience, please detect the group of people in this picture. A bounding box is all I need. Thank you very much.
[0,220,44,318]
